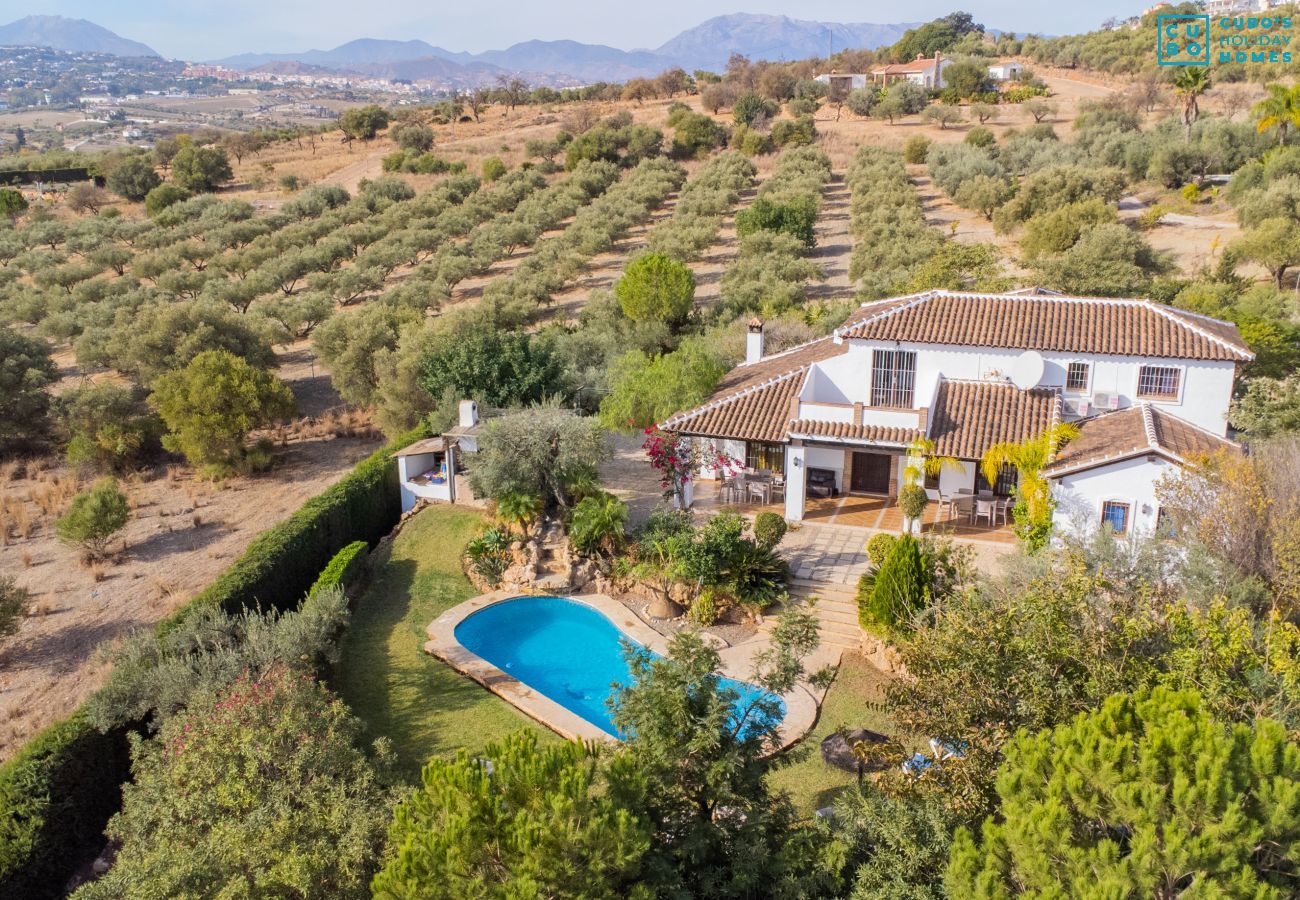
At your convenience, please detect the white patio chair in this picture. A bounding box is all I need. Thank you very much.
[974,499,994,527]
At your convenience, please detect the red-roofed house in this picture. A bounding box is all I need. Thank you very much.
[870,52,952,89]
[661,289,1250,537]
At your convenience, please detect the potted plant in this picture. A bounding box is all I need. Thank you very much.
[898,483,928,535]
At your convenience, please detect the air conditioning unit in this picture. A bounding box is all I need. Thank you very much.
[1064,397,1092,418]
[1092,392,1120,411]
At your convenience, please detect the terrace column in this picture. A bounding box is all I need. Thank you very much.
[784,444,806,522]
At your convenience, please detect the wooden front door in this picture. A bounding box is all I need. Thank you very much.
[850,452,892,495]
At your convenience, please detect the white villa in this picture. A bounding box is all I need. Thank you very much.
[869,53,953,90]
[662,289,1252,538]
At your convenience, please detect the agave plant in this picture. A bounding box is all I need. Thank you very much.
[980,422,1080,532]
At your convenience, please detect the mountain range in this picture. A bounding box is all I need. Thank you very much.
[0,12,927,85]
[0,15,158,57]
[214,14,923,83]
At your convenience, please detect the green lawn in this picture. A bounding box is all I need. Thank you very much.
[769,653,898,815]
[337,506,554,779]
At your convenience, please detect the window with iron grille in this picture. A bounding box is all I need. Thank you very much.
[975,463,1018,497]
[1102,501,1130,534]
[1137,365,1180,399]
[745,442,785,473]
[1065,362,1090,393]
[870,350,917,408]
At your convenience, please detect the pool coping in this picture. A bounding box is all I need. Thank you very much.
[423,590,820,752]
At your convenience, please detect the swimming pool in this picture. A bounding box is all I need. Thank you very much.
[453,594,784,738]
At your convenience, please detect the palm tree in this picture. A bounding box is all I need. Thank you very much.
[980,422,1081,531]
[901,437,962,488]
[494,491,542,536]
[1253,83,1300,146]
[1172,67,1211,143]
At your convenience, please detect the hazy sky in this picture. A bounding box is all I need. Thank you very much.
[4,1,1141,59]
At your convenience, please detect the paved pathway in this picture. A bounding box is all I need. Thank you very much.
[781,523,871,588]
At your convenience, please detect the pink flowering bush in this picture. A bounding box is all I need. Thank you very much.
[642,427,738,509]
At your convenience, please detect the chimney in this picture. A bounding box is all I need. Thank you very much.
[458,399,479,429]
[745,317,765,365]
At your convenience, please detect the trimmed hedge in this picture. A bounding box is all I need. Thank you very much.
[162,426,423,634]
[0,712,130,899]
[0,426,426,897]
[310,541,369,596]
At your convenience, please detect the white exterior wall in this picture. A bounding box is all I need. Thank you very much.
[397,453,453,512]
[810,340,1237,437]
[805,447,846,491]
[784,445,807,521]
[1051,455,1178,537]
[696,438,746,480]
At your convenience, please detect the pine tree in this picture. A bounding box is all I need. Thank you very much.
[947,687,1300,898]
[860,535,930,635]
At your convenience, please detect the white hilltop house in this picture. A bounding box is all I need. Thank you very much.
[661,289,1252,538]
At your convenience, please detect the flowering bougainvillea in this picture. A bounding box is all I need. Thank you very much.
[642,427,739,509]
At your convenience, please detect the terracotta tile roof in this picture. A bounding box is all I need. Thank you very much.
[928,379,1062,460]
[833,290,1253,362]
[1043,404,1239,477]
[661,369,804,443]
[660,335,847,442]
[871,58,941,75]
[788,420,920,445]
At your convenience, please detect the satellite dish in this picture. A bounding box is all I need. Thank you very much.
[1010,350,1045,390]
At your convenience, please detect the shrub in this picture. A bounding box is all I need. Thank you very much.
[735,195,818,248]
[771,115,816,147]
[56,478,130,561]
[86,586,351,732]
[690,588,720,627]
[732,92,779,127]
[569,492,628,556]
[495,491,543,534]
[858,534,930,636]
[902,136,932,164]
[143,183,189,217]
[73,671,388,900]
[0,186,28,217]
[0,713,131,899]
[865,532,898,566]
[846,87,878,118]
[466,526,512,586]
[482,156,507,182]
[730,125,774,156]
[57,383,159,472]
[0,576,29,638]
[898,483,929,521]
[965,125,996,148]
[309,540,368,596]
[727,541,789,611]
[752,511,787,551]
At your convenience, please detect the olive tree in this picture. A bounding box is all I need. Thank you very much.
[0,325,58,451]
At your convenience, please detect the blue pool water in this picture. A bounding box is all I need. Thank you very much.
[454,595,784,738]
